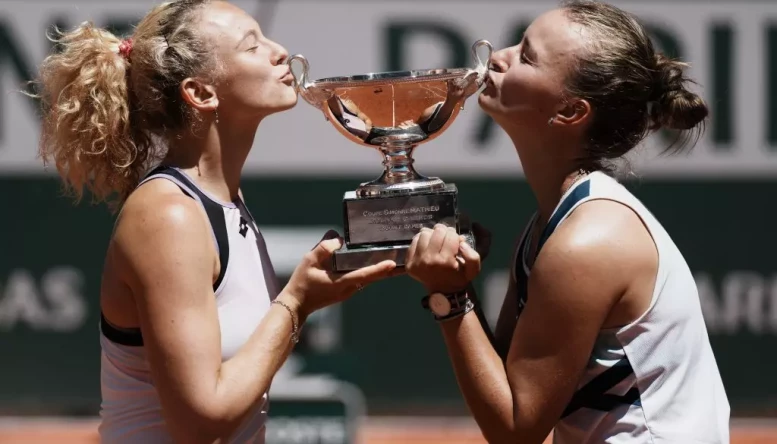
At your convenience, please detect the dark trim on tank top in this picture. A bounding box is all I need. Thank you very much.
[100,312,144,346]
[514,179,592,281]
[144,166,231,291]
[153,165,238,209]
[536,179,591,253]
[561,357,641,418]
[100,165,231,347]
[510,178,641,418]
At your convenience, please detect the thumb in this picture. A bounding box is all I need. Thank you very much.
[311,236,344,262]
[317,229,341,245]
[459,240,482,281]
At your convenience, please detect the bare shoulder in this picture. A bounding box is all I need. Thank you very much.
[532,199,657,303]
[563,198,656,264]
[116,180,208,240]
[111,179,215,285]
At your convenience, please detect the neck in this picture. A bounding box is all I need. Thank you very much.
[506,131,586,224]
[165,118,260,202]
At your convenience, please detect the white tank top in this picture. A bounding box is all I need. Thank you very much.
[98,166,280,443]
[511,171,730,444]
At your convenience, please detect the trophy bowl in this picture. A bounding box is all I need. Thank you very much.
[289,40,493,271]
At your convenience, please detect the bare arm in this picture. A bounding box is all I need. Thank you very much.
[407,202,655,443]
[492,231,523,361]
[439,301,516,442]
[113,190,395,443]
[111,193,293,442]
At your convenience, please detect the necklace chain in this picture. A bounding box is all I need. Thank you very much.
[561,168,588,197]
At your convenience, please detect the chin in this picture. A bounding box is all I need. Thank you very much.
[477,93,496,115]
[279,94,298,112]
[270,89,299,113]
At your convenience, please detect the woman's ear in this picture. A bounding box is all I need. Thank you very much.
[553,98,591,127]
[180,78,219,112]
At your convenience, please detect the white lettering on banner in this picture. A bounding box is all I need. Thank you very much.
[696,271,777,335]
[481,269,777,336]
[0,267,88,332]
[265,417,347,444]
[0,0,775,178]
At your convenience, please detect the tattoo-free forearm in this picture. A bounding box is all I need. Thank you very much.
[439,310,516,443]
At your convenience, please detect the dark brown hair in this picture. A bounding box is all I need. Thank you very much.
[561,0,708,171]
[34,0,221,209]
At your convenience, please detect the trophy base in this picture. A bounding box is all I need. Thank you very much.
[333,242,411,272]
[343,183,459,246]
[333,183,474,272]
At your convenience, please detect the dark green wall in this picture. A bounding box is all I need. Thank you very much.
[1,176,775,416]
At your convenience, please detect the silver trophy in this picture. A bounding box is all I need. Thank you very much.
[289,40,493,271]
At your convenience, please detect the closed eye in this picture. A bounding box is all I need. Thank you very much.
[520,37,537,65]
[489,62,505,73]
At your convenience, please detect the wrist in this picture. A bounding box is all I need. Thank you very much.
[422,289,475,322]
[423,282,470,295]
[275,291,308,325]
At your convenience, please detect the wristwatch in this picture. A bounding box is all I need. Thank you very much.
[422,290,475,321]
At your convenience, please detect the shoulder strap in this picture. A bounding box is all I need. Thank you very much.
[535,179,592,257]
[100,167,231,347]
[512,179,593,314]
[141,166,230,291]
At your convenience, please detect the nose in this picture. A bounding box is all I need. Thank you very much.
[489,49,509,73]
[270,39,289,65]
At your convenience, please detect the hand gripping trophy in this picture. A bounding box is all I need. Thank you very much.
[288,40,493,271]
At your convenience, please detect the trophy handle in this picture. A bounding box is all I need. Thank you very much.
[287,54,330,110]
[471,39,494,86]
[287,54,310,89]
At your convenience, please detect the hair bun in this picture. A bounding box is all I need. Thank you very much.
[650,54,708,131]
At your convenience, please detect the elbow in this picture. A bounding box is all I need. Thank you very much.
[482,427,544,444]
[165,403,249,444]
[481,426,518,444]
[474,405,545,444]
[471,412,517,444]
[167,419,235,444]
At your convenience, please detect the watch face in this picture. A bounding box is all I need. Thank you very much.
[429,293,452,317]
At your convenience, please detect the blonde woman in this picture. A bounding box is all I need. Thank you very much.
[34,1,395,442]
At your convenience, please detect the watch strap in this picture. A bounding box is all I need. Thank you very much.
[422,290,474,321]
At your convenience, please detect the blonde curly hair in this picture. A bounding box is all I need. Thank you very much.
[35,0,221,210]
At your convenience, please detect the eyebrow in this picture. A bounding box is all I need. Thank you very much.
[236,29,258,48]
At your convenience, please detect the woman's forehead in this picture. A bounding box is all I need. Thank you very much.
[525,9,588,63]
[198,1,262,48]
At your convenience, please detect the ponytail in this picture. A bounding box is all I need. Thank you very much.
[34,1,217,210]
[35,22,150,209]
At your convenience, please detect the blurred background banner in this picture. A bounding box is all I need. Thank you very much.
[2,0,777,177]
[1,0,776,425]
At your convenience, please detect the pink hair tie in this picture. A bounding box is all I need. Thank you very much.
[118,38,133,60]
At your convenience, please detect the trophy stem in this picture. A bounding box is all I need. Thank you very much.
[356,142,445,197]
[381,144,418,183]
